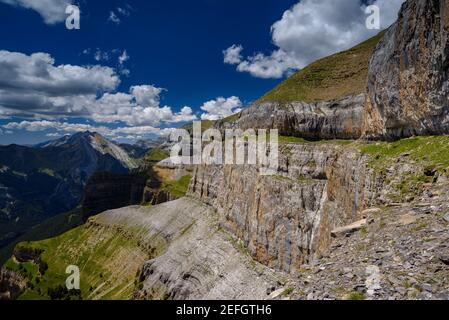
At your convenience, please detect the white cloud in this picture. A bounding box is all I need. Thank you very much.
[118,50,129,65]
[0,50,196,127]
[94,49,110,62]
[109,5,132,25]
[117,7,130,17]
[223,45,243,65]
[130,85,162,107]
[108,11,120,25]
[0,50,119,95]
[0,50,119,118]
[224,0,405,79]
[2,120,174,139]
[200,96,242,121]
[235,49,299,79]
[0,0,73,24]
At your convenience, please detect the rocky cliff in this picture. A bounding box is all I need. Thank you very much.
[363,0,449,139]
[0,267,26,300]
[220,94,365,140]
[188,142,375,273]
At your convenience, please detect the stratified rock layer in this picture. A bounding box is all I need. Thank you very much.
[91,199,281,300]
[188,143,376,273]
[220,94,365,140]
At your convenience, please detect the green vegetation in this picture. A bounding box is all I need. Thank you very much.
[360,136,449,170]
[282,288,294,296]
[346,291,366,300]
[182,120,216,133]
[4,220,148,300]
[360,136,449,202]
[258,32,384,103]
[180,222,196,236]
[279,135,353,145]
[145,148,170,162]
[161,175,192,198]
[216,112,241,124]
[0,208,84,265]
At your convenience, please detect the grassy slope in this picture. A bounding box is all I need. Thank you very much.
[5,218,148,300]
[258,32,384,104]
[0,208,84,265]
[359,136,449,202]
[161,175,192,198]
[144,148,170,163]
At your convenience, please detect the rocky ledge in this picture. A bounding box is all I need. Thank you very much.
[219,94,365,140]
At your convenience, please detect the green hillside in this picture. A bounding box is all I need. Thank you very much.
[258,32,384,104]
[4,218,148,300]
[0,208,84,264]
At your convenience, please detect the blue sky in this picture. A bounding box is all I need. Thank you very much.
[0,0,405,145]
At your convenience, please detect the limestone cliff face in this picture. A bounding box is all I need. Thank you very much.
[87,199,282,300]
[188,143,379,273]
[363,0,449,139]
[220,94,365,140]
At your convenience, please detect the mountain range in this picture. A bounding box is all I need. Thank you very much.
[0,131,148,249]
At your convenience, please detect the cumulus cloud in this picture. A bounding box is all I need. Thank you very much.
[0,50,119,95]
[0,0,73,24]
[224,0,405,79]
[223,45,243,65]
[2,120,174,139]
[0,50,197,127]
[200,96,242,121]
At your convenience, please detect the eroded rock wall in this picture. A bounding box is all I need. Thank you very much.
[220,94,365,140]
[188,143,379,273]
[363,0,449,139]
[89,199,282,300]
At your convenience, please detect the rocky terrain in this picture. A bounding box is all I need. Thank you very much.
[2,0,449,301]
[0,267,26,300]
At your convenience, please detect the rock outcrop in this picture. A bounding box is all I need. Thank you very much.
[188,143,377,273]
[0,267,26,300]
[219,94,365,140]
[363,0,449,139]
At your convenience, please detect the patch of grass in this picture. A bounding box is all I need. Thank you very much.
[360,136,449,170]
[346,291,365,300]
[145,148,170,163]
[278,135,353,146]
[161,175,192,198]
[282,288,294,296]
[360,136,449,201]
[258,32,384,103]
[221,112,241,123]
[180,222,196,236]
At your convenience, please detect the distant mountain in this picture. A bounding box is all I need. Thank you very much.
[0,131,139,249]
